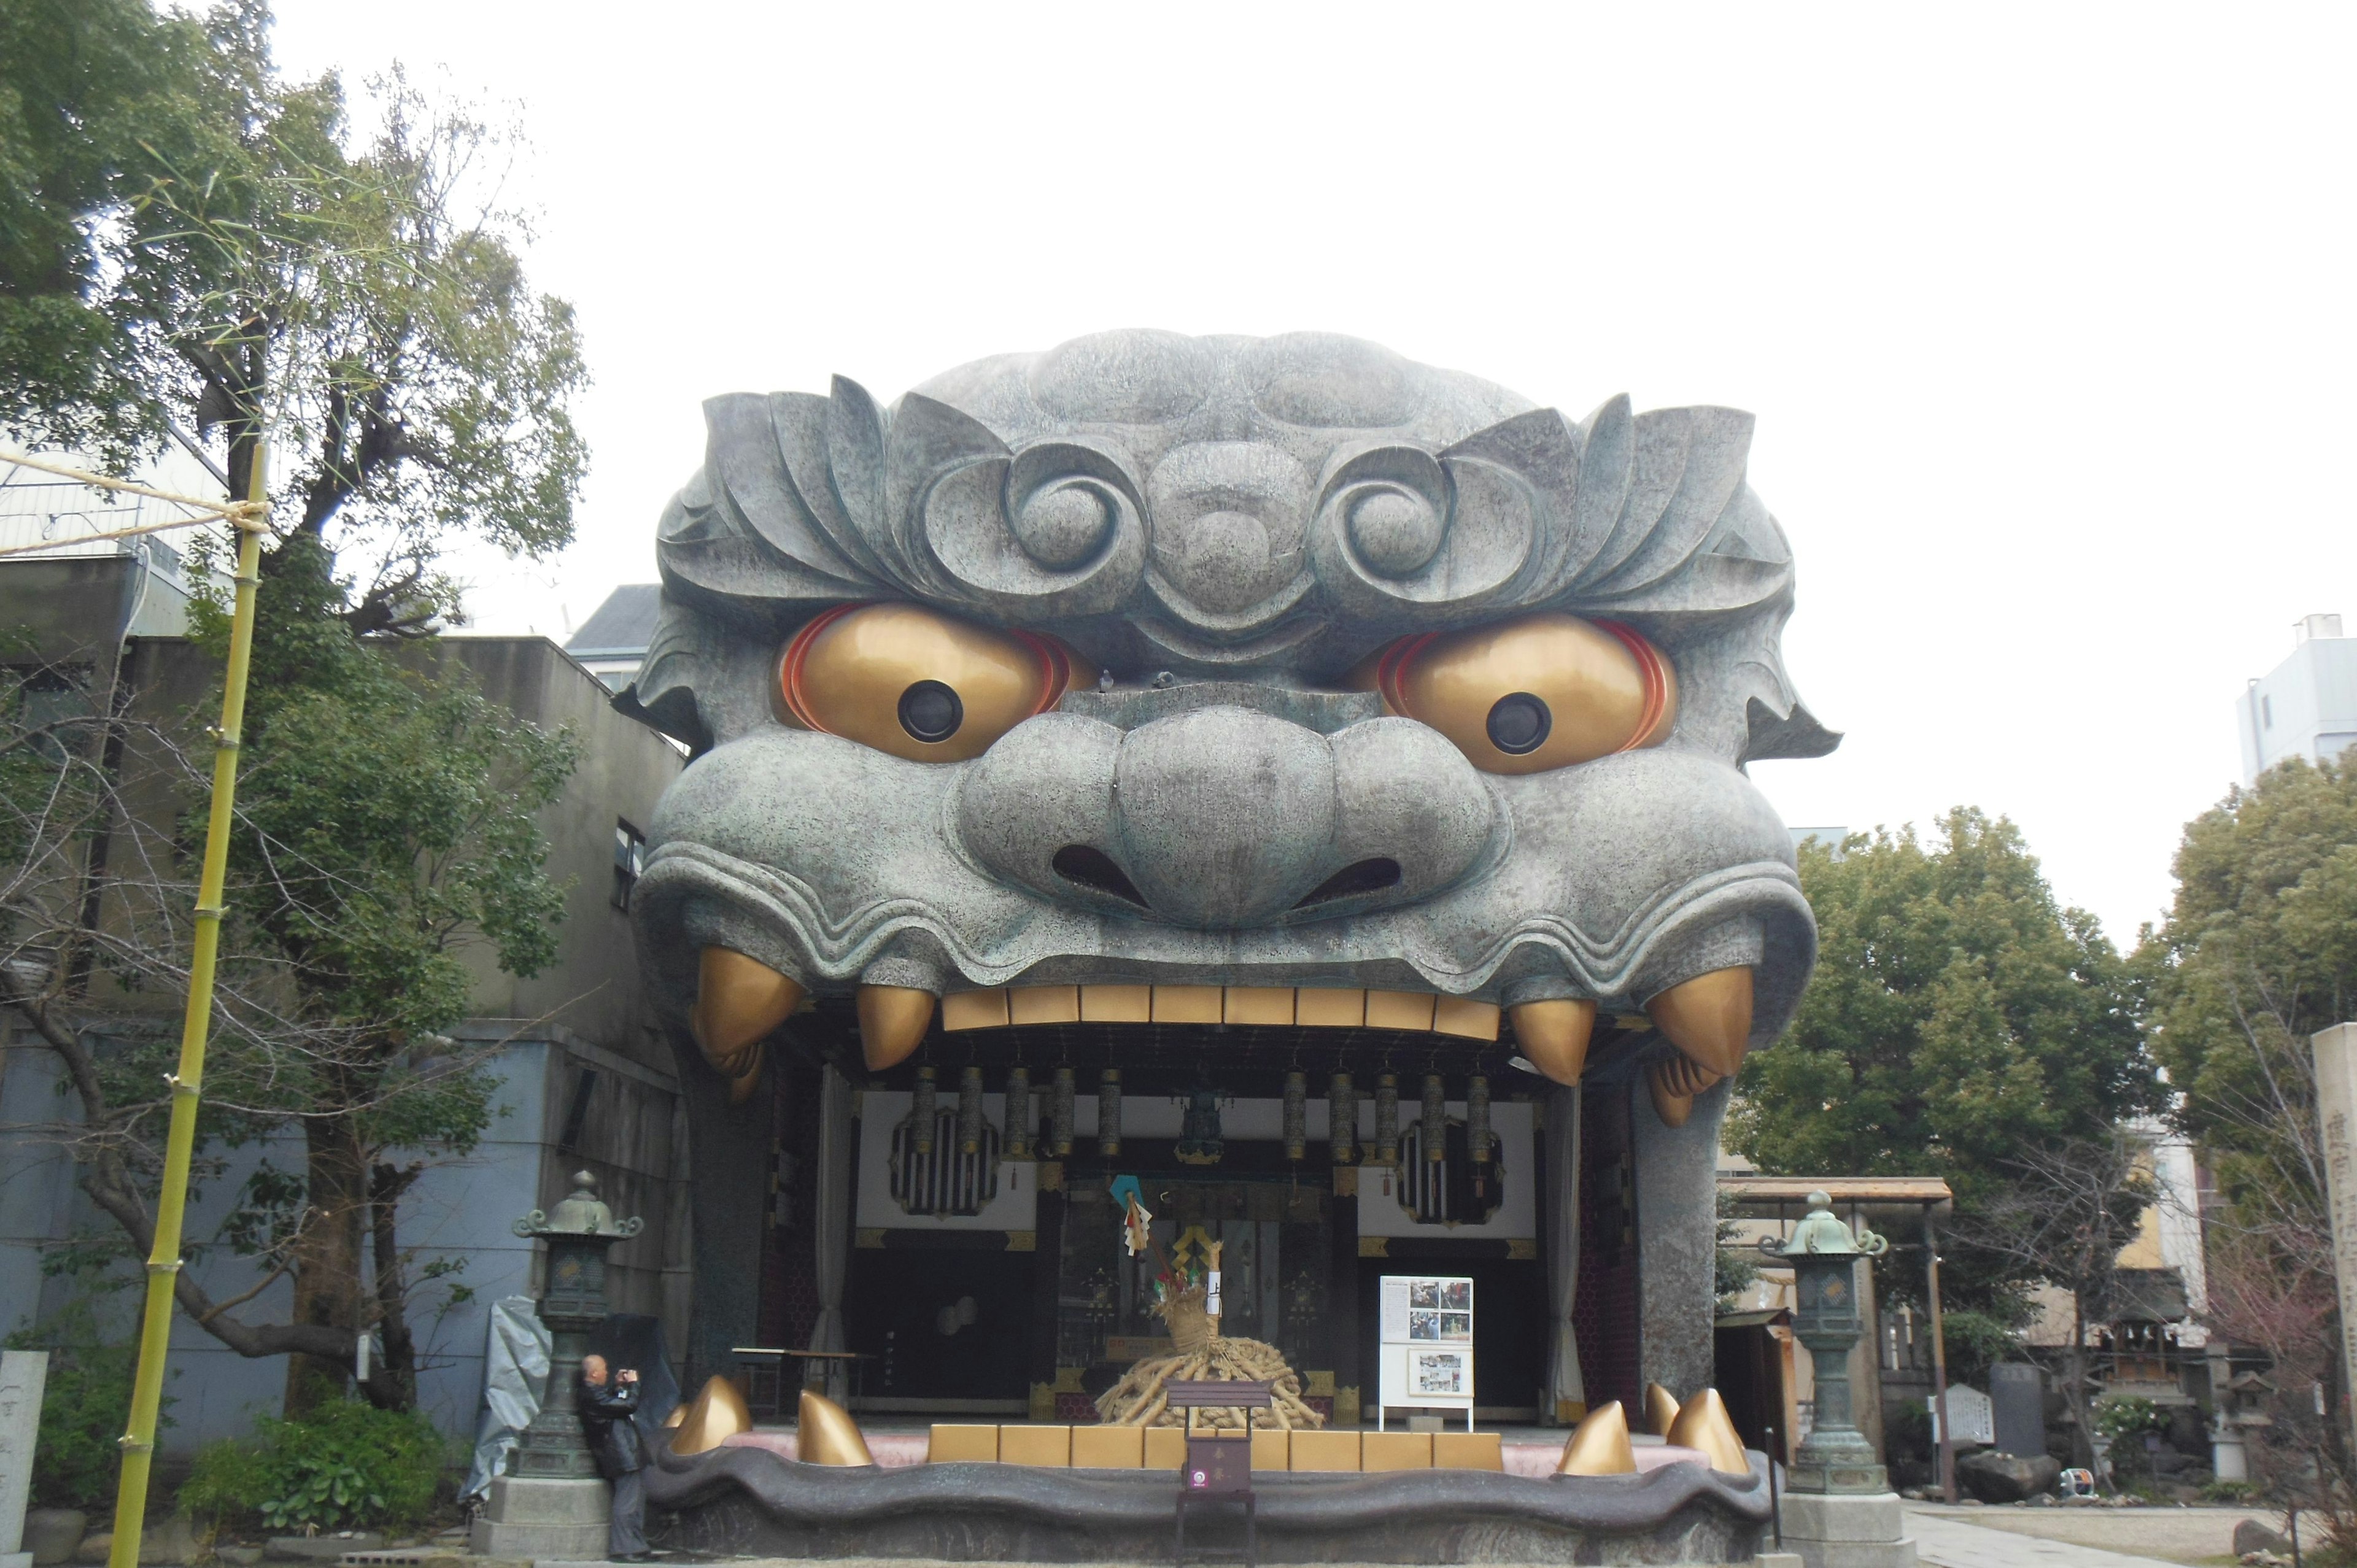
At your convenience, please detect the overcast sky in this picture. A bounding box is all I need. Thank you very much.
[265,2,2355,947]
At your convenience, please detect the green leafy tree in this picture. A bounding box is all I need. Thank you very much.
[1725,808,2162,1309]
[1,0,586,633]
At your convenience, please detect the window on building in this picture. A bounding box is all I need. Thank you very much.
[612,819,646,911]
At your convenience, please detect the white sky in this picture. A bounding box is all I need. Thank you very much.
[265,1,2356,948]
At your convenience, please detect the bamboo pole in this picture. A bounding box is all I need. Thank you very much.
[107,442,270,1568]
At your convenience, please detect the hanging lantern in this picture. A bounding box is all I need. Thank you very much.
[1004,1066,1032,1159]
[1283,1071,1307,1162]
[1328,1072,1358,1165]
[958,1065,985,1154]
[1374,1072,1400,1165]
[1051,1067,1075,1156]
[1468,1073,1491,1168]
[1099,1067,1123,1157]
[1423,1073,1447,1162]
[911,1065,938,1155]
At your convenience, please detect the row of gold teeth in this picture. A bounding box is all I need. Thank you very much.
[685,946,1754,1129]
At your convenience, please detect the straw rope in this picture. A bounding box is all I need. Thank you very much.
[0,450,269,556]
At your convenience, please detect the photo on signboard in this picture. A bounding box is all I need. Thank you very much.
[1441,1281,1470,1310]
[1439,1311,1471,1341]
[1409,1309,1441,1341]
[1411,1350,1468,1397]
[1409,1280,1441,1308]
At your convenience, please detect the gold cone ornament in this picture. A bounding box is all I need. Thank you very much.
[668,1373,754,1455]
[1508,998,1597,1086]
[1643,1381,1681,1437]
[691,948,805,1102]
[1663,1386,1748,1475]
[795,1388,876,1466]
[1555,1400,1636,1475]
[857,984,937,1070]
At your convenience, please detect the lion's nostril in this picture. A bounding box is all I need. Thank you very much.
[1051,844,1150,909]
[1292,857,1404,910]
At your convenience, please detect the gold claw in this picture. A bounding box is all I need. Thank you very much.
[1555,1399,1636,1475]
[1643,1381,1681,1437]
[1644,966,1754,1079]
[1509,999,1597,1086]
[795,1388,876,1466]
[691,948,804,1100]
[857,985,937,1071]
[1644,1051,1725,1128]
[668,1373,753,1455]
[1663,1386,1749,1475]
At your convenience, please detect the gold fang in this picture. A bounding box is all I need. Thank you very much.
[1555,1399,1637,1475]
[1644,966,1754,1079]
[668,1373,753,1456]
[795,1388,877,1466]
[857,986,937,1070]
[1509,999,1596,1084]
[1643,1381,1681,1438]
[690,948,804,1104]
[1663,1386,1749,1475]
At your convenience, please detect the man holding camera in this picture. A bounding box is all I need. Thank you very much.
[578,1355,649,1561]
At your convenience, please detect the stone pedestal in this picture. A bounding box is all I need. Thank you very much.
[1778,1493,1917,1568]
[1,1350,50,1568]
[466,1475,611,1560]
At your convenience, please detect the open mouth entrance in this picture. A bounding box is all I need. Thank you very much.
[742,1007,1666,1434]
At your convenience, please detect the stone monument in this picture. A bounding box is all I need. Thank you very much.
[2317,1022,2357,1461]
[469,1173,643,1561]
[0,1351,47,1568]
[1762,1194,1915,1568]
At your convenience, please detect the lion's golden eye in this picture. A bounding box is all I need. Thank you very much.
[778,603,1085,763]
[1358,612,1675,775]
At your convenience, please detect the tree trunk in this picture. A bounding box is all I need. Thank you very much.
[364,1161,419,1410]
[283,1110,370,1413]
[2065,1286,2096,1478]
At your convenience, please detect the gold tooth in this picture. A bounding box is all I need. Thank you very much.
[940,989,1010,1032]
[856,986,937,1070]
[1223,987,1296,1025]
[1663,1387,1748,1475]
[1080,984,1151,1022]
[1366,990,1436,1031]
[795,1388,877,1466]
[1433,996,1500,1040]
[1008,985,1080,1025]
[689,948,803,1101]
[1150,984,1222,1024]
[1643,1381,1681,1437]
[667,1373,753,1455]
[1644,966,1754,1079]
[1509,1000,1596,1084]
[1556,1399,1637,1475]
[1296,987,1367,1027]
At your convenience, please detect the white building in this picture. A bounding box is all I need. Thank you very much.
[2236,613,2357,784]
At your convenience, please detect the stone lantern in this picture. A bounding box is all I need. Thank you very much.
[470,1171,643,1559]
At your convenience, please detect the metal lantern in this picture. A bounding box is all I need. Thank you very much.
[1051,1067,1075,1156]
[1098,1067,1123,1157]
[1422,1074,1447,1162]
[957,1065,985,1154]
[1760,1191,1891,1493]
[1004,1066,1032,1159]
[1374,1073,1400,1165]
[1328,1072,1358,1165]
[1283,1071,1307,1162]
[510,1172,643,1478]
[911,1065,937,1154]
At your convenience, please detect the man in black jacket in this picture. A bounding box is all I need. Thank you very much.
[578,1355,649,1560]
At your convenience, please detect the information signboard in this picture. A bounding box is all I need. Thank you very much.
[1376,1274,1474,1431]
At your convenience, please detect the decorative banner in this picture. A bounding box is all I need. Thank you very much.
[1099,1067,1123,1157]
[1283,1071,1307,1162]
[1329,1072,1358,1165]
[911,1065,937,1154]
[1423,1074,1448,1162]
[1004,1066,1032,1159]
[1051,1067,1075,1156]
[957,1065,985,1154]
[1375,1073,1400,1165]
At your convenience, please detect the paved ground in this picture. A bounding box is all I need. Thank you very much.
[1907,1504,2259,1568]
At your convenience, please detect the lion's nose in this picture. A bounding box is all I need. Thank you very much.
[956,708,1495,929]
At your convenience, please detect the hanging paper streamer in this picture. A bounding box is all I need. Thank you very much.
[1206,1239,1224,1320]
[1004,1066,1032,1159]
[958,1064,984,1154]
[1051,1066,1075,1156]
[1099,1067,1123,1157]
[1423,1073,1448,1162]
[1374,1072,1400,1165]
[1282,1070,1307,1161]
[911,1065,938,1155]
[1328,1072,1358,1165]
[1109,1173,1152,1256]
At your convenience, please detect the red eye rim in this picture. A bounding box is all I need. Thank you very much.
[778,603,1077,738]
[1374,617,1673,754]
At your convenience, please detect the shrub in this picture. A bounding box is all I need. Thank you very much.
[2094,1394,2164,1441]
[4,1300,164,1511]
[179,1401,450,1534]
[1936,1309,2024,1389]
[2199,1478,2263,1504]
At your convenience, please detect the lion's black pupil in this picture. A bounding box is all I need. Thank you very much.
[898,681,963,743]
[1486,692,1551,754]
